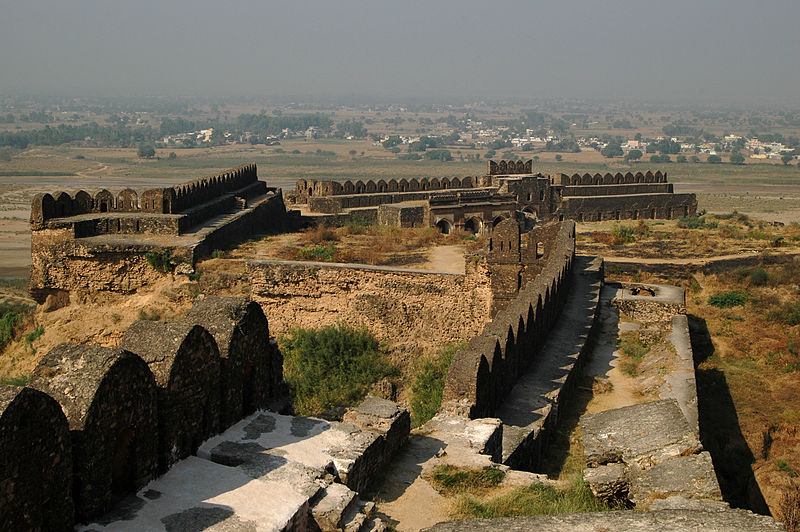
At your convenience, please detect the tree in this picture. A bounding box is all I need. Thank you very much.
[677,155,687,163]
[424,149,452,161]
[730,152,746,165]
[484,149,496,159]
[601,141,623,158]
[624,149,643,162]
[707,154,722,164]
[137,143,155,158]
[782,153,794,165]
[690,155,700,163]
[555,154,563,161]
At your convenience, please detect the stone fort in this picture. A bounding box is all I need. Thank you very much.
[1,163,784,530]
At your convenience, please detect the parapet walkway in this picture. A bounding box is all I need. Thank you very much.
[497,255,603,469]
[79,397,408,531]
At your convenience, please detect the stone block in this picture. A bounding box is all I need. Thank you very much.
[629,451,723,508]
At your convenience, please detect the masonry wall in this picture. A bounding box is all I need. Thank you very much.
[441,221,576,418]
[247,260,494,357]
[562,193,697,222]
[2,297,286,527]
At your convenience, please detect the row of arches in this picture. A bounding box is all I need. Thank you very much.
[573,204,690,222]
[2,297,281,526]
[297,175,477,198]
[487,159,533,175]
[434,213,510,236]
[560,170,667,186]
[442,222,576,418]
[171,163,257,212]
[30,164,259,223]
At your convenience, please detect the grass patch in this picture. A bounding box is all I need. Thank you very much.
[279,323,397,416]
[611,224,635,244]
[409,341,464,428]
[617,330,650,376]
[453,478,613,518]
[0,301,32,351]
[293,243,336,261]
[0,373,29,386]
[430,465,505,495]
[708,290,748,308]
[137,308,162,321]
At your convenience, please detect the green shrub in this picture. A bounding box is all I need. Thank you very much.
[709,291,748,308]
[410,342,464,427]
[0,302,30,350]
[1,374,29,386]
[137,308,161,321]
[677,216,707,229]
[453,479,613,518]
[211,249,223,259]
[279,324,397,416]
[430,465,505,495]
[769,302,800,326]
[24,325,44,351]
[294,244,336,261]
[345,214,371,235]
[144,251,175,272]
[749,268,769,286]
[611,225,635,244]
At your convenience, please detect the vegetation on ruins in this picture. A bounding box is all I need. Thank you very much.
[617,330,653,376]
[144,251,176,272]
[708,290,748,308]
[452,478,613,519]
[279,323,397,416]
[429,465,505,495]
[409,341,464,428]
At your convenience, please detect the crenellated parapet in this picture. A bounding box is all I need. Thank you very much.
[3,296,287,527]
[557,170,668,186]
[294,175,477,199]
[441,220,576,418]
[30,163,261,225]
[488,159,533,175]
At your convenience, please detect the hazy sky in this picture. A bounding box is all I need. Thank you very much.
[2,0,799,106]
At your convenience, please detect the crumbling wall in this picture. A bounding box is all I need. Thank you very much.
[247,260,494,356]
[441,221,576,417]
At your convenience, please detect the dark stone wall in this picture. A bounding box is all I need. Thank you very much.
[296,175,477,200]
[562,193,697,222]
[0,385,73,531]
[30,163,260,225]
[442,221,576,418]
[184,296,284,427]
[29,344,158,522]
[121,322,222,472]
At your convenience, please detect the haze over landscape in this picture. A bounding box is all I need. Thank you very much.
[1,0,799,105]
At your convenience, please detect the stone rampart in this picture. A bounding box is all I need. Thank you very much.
[562,183,672,196]
[3,296,288,527]
[293,175,477,200]
[30,164,259,225]
[557,170,668,186]
[563,192,697,222]
[247,260,494,356]
[441,221,576,418]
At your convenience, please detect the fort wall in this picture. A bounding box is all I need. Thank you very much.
[440,221,576,418]
[563,193,697,222]
[1,296,287,527]
[247,259,494,357]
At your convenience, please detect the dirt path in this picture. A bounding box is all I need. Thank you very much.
[419,245,465,274]
[601,250,800,265]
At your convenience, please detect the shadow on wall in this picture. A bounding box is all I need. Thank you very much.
[688,314,770,515]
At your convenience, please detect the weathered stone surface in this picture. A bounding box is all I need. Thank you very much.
[630,451,723,507]
[581,399,702,468]
[121,321,221,472]
[583,462,629,502]
[184,296,283,425]
[248,259,493,359]
[423,509,785,531]
[310,482,359,531]
[29,343,159,522]
[0,385,73,531]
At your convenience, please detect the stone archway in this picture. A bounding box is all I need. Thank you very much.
[464,217,483,235]
[436,219,453,235]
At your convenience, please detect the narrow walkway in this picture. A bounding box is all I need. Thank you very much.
[497,256,603,469]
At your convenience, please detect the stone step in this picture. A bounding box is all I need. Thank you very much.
[361,516,388,532]
[310,483,360,531]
